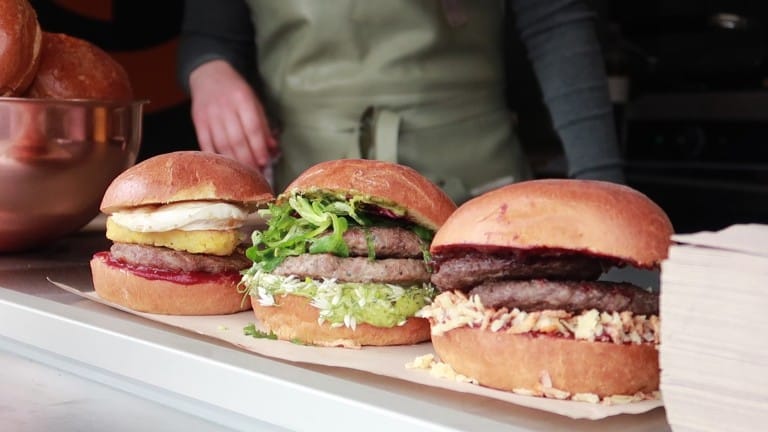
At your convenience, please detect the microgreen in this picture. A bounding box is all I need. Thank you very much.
[245,191,432,271]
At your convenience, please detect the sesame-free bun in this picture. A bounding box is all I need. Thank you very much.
[25,32,133,100]
[432,326,659,397]
[282,159,457,231]
[251,294,431,347]
[0,0,42,95]
[90,253,251,315]
[431,179,673,268]
[100,151,274,213]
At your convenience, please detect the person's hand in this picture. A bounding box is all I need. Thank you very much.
[188,60,278,170]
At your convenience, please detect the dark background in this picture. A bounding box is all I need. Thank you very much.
[511,0,768,233]
[32,0,768,233]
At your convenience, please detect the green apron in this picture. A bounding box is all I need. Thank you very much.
[247,0,531,202]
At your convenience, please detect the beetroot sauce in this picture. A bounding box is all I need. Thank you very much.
[94,252,242,285]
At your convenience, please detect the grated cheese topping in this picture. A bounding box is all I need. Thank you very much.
[406,354,661,404]
[417,291,660,345]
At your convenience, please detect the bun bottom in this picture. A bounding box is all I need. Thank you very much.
[250,294,430,347]
[90,254,251,315]
[432,327,659,397]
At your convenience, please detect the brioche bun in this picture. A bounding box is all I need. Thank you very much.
[251,294,430,347]
[245,158,456,346]
[92,151,274,316]
[431,179,673,268]
[424,179,671,399]
[282,158,456,231]
[90,253,249,315]
[25,32,133,100]
[101,151,274,213]
[432,323,659,398]
[0,0,42,95]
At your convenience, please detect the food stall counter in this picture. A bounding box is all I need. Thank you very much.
[0,229,671,432]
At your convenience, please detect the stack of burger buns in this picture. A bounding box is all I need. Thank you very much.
[26,32,133,100]
[0,0,133,100]
[0,0,41,96]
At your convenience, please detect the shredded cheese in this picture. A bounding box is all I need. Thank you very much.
[417,291,660,345]
[406,353,661,404]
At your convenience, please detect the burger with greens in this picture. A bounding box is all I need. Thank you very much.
[240,159,457,347]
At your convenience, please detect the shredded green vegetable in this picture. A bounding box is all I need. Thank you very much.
[241,190,437,329]
[243,324,278,340]
[245,191,432,271]
[242,267,436,329]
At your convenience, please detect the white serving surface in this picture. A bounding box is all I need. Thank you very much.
[0,231,671,431]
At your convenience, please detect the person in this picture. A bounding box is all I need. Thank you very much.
[177,0,624,203]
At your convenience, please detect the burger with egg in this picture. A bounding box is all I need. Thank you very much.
[240,159,457,347]
[418,179,673,399]
[90,151,274,315]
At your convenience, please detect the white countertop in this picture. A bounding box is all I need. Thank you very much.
[0,231,672,432]
[0,345,247,432]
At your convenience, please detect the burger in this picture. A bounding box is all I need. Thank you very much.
[0,0,41,96]
[240,159,457,347]
[418,179,673,399]
[90,151,274,315]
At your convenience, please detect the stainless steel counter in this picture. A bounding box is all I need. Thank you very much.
[0,230,672,431]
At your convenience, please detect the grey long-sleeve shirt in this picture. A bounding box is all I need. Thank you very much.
[177,0,624,183]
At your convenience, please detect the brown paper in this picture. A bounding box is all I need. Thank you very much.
[52,280,662,420]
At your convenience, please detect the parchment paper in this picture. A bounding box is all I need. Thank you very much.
[671,224,768,256]
[52,280,663,420]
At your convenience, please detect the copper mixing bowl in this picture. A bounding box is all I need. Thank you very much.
[0,97,146,252]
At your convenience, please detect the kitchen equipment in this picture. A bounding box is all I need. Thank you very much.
[0,97,145,252]
[623,91,768,233]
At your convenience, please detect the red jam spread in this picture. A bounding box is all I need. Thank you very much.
[94,252,241,285]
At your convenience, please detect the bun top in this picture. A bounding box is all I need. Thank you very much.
[101,151,274,213]
[25,32,133,100]
[282,159,457,231]
[0,0,41,96]
[431,179,673,268]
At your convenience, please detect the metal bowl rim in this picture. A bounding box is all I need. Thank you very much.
[0,96,150,108]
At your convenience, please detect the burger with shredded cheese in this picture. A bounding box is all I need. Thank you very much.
[90,151,274,315]
[418,179,673,399]
[240,159,457,347]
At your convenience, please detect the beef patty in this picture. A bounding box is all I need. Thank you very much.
[431,251,605,291]
[273,254,430,285]
[330,226,425,258]
[469,279,659,315]
[110,243,250,274]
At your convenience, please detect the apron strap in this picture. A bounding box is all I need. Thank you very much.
[360,106,473,202]
[372,108,400,162]
[358,106,400,162]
